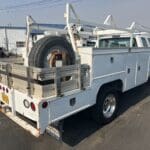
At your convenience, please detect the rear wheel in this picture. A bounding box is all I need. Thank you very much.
[92,87,119,125]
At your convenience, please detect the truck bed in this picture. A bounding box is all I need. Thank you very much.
[0,60,89,99]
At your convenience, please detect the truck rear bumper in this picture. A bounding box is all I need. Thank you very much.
[0,105,40,137]
[0,102,63,140]
[0,85,93,139]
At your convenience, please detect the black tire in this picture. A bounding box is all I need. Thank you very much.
[92,87,119,125]
[28,36,75,68]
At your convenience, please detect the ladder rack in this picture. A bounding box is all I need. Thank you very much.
[128,22,150,33]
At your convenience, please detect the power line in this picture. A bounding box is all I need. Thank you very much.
[0,0,82,11]
[30,0,82,10]
[0,0,59,11]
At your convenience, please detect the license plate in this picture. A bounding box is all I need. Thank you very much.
[1,93,9,104]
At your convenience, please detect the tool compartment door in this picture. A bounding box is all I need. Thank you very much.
[125,53,137,91]
[136,52,149,86]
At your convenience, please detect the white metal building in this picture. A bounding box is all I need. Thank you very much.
[0,26,26,55]
[0,24,65,56]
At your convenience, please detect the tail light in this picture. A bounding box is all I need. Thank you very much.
[3,87,5,92]
[42,101,48,109]
[31,102,36,111]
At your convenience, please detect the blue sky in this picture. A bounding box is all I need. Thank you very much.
[0,0,149,28]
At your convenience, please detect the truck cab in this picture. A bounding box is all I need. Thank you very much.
[95,30,150,48]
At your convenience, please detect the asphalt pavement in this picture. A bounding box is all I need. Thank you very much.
[1,82,150,150]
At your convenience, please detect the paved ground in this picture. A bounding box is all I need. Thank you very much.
[1,82,150,150]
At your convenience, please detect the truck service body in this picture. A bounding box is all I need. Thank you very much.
[0,4,150,139]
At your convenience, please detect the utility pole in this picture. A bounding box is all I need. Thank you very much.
[4,27,9,51]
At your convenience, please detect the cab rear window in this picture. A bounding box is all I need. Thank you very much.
[99,37,130,48]
[141,37,148,47]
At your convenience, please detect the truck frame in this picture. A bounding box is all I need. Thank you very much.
[0,3,150,140]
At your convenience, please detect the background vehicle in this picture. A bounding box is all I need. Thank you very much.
[0,47,9,57]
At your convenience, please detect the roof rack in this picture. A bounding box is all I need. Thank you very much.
[64,3,135,55]
[103,15,117,27]
[128,22,150,33]
[66,3,140,31]
[65,3,120,30]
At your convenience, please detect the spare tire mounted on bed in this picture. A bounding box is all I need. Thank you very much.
[28,36,75,68]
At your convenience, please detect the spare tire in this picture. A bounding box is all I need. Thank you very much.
[28,36,75,68]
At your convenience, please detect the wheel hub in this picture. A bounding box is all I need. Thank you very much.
[45,48,70,67]
[103,94,116,119]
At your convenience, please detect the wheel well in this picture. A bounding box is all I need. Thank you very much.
[95,79,123,104]
[98,79,123,94]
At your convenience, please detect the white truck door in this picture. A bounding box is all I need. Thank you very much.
[136,52,149,86]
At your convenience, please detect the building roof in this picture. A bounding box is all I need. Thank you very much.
[37,23,65,29]
[0,26,26,30]
[0,24,65,30]
[30,23,65,34]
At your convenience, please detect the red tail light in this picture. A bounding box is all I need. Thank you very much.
[31,102,36,111]
[42,101,48,109]
[3,87,5,92]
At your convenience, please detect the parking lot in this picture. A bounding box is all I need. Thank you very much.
[0,82,150,150]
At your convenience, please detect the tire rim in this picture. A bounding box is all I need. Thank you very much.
[102,94,116,119]
[44,48,70,68]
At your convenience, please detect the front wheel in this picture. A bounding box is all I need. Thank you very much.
[92,88,119,125]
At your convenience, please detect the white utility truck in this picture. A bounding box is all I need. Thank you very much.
[0,4,150,139]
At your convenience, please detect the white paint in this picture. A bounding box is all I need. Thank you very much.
[93,71,126,80]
